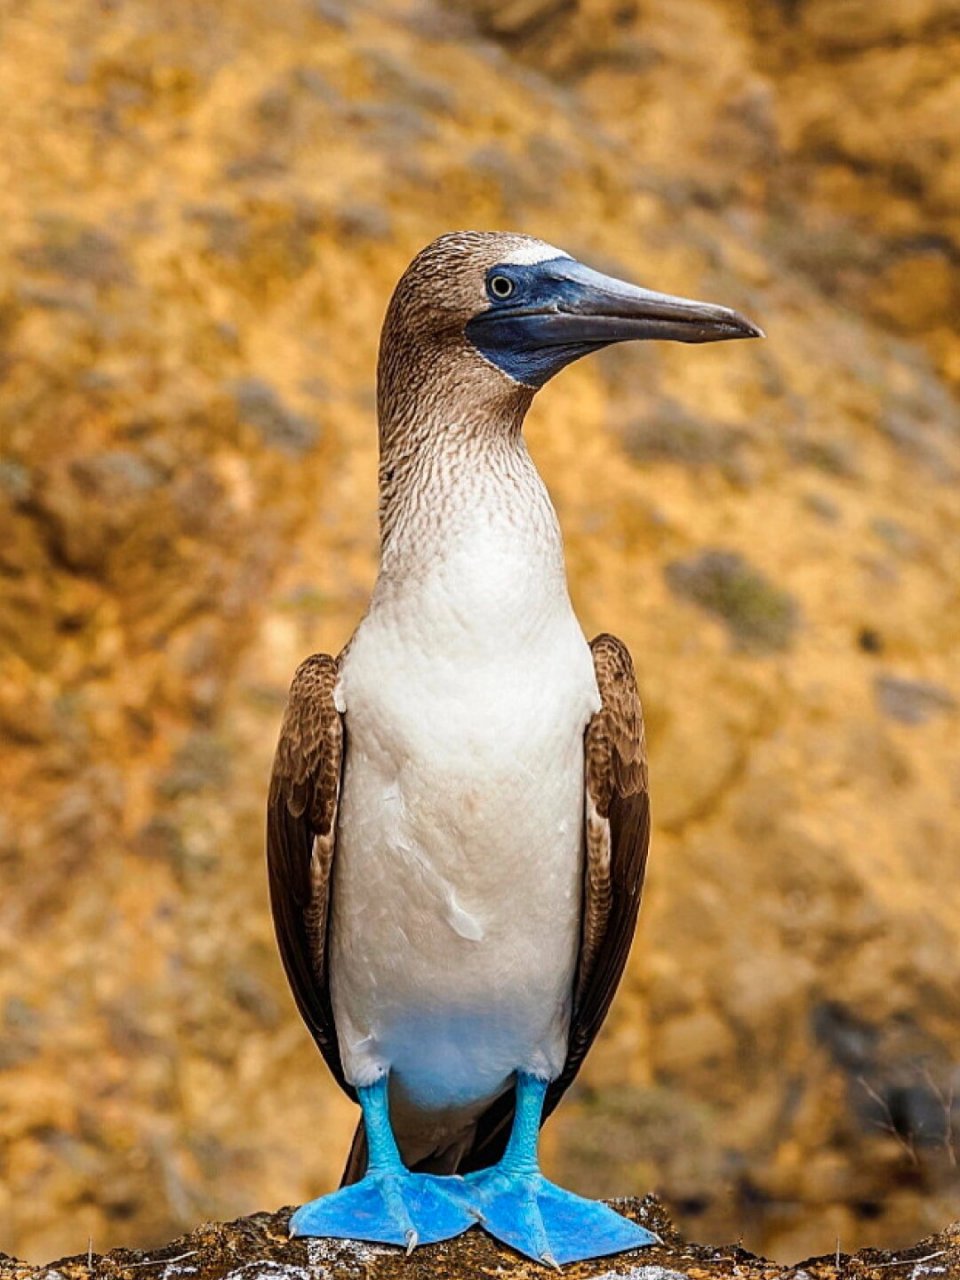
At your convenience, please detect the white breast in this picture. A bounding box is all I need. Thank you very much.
[328,490,600,1120]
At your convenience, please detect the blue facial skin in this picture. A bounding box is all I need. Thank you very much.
[465,258,604,389]
[465,256,763,388]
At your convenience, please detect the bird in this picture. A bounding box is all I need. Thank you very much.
[266,231,762,1267]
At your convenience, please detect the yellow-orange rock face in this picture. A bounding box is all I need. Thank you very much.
[1,0,958,1267]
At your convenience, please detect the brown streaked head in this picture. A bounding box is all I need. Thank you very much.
[378,230,764,409]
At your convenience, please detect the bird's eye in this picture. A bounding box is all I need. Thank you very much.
[488,274,515,301]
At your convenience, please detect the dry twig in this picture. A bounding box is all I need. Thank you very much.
[858,1076,919,1165]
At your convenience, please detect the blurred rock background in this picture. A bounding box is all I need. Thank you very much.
[1,0,958,1266]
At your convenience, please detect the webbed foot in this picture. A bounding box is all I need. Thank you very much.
[458,1168,660,1267]
[289,1169,474,1250]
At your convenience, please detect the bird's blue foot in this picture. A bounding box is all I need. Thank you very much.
[288,1075,473,1251]
[452,1072,659,1267]
[289,1169,474,1250]
[457,1167,659,1267]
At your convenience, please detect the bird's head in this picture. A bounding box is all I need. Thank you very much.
[378,231,763,418]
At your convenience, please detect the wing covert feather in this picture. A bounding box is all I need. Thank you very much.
[266,653,353,1099]
[566,633,650,1080]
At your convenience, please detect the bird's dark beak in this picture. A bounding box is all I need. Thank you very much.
[466,256,764,388]
[520,258,764,347]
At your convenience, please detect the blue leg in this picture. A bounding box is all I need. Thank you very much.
[456,1073,660,1267]
[289,1076,474,1251]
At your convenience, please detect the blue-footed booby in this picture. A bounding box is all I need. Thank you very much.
[267,232,762,1266]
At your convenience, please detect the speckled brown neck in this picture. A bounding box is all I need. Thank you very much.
[376,324,535,559]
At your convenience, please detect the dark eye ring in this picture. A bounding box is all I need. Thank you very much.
[489,274,514,300]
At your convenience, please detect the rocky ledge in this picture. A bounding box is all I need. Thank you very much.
[2,1199,958,1280]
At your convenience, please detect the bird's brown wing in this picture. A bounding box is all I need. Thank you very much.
[266,652,354,1100]
[455,632,650,1173]
[558,632,651,1102]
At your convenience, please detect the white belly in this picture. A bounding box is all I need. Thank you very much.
[329,602,599,1121]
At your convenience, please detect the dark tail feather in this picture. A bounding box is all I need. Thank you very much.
[410,1133,477,1175]
[340,1121,368,1186]
[339,1116,486,1185]
[454,1092,515,1174]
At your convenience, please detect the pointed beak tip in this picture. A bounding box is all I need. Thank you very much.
[731,310,765,340]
